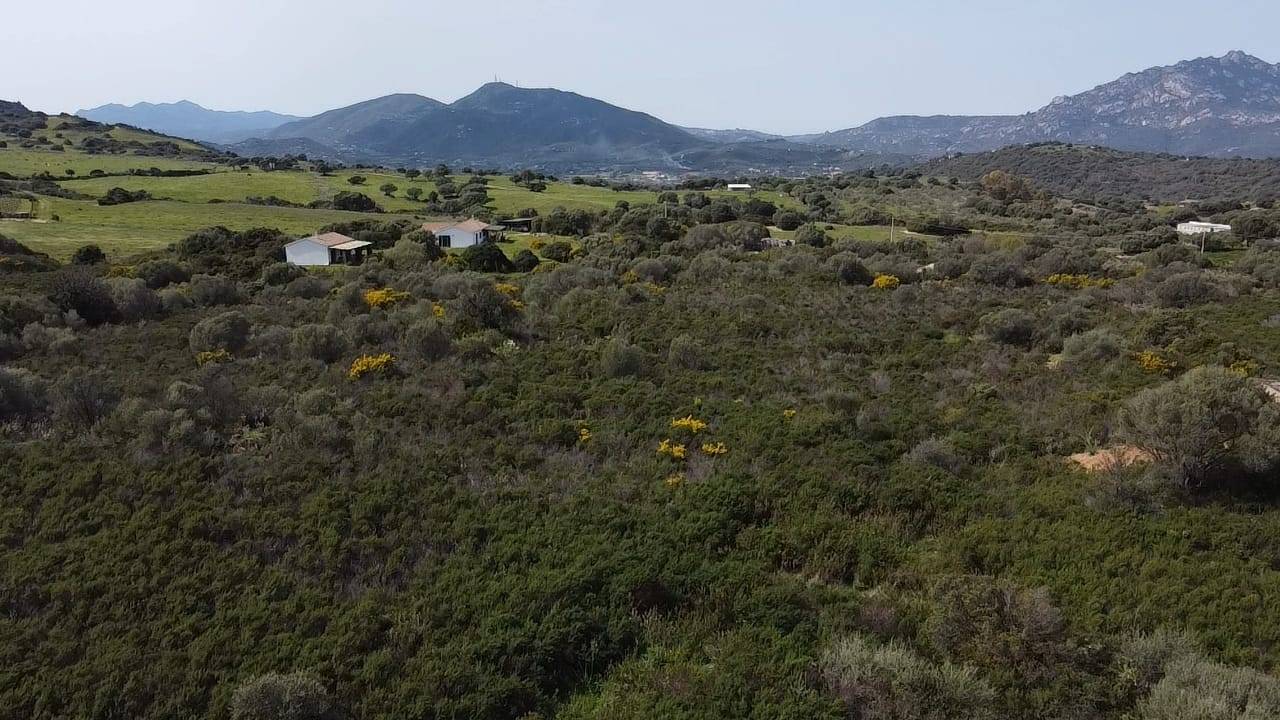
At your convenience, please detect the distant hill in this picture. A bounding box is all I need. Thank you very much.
[78,100,300,143]
[266,93,445,148]
[681,127,784,144]
[236,83,859,173]
[921,143,1280,202]
[798,52,1280,159]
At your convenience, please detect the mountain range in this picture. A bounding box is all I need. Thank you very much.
[77,100,300,143]
[71,51,1280,172]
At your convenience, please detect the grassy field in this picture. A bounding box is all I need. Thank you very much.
[1,198,415,260]
[0,146,217,177]
[62,169,330,205]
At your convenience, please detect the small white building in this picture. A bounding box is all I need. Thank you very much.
[284,232,373,267]
[1176,221,1233,235]
[726,183,753,192]
[421,219,503,248]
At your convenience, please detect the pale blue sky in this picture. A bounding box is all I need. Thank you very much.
[8,0,1278,134]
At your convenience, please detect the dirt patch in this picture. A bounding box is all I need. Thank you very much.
[1068,445,1154,473]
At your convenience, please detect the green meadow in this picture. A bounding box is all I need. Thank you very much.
[2,198,416,260]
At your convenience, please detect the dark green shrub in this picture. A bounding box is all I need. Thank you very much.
[70,244,106,265]
[290,324,348,363]
[189,311,251,354]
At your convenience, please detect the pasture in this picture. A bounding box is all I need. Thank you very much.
[1,198,415,260]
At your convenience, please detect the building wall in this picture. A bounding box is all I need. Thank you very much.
[285,240,332,266]
[438,230,482,248]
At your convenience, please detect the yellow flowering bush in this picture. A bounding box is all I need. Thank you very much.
[701,442,728,456]
[671,415,708,434]
[783,408,798,419]
[642,282,666,296]
[621,270,640,284]
[1228,359,1259,377]
[664,473,685,489]
[195,349,233,366]
[530,238,546,251]
[431,302,446,318]
[1135,350,1175,375]
[363,288,411,309]
[872,274,901,290]
[348,353,395,380]
[578,427,592,444]
[494,283,521,298]
[1045,274,1115,289]
[657,439,687,460]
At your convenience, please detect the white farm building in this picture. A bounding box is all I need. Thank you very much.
[726,183,753,192]
[421,219,503,249]
[284,232,373,267]
[1176,221,1233,235]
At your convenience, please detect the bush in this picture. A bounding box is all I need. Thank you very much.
[48,270,119,326]
[261,262,304,287]
[795,224,828,248]
[189,275,243,306]
[830,253,873,285]
[979,308,1036,347]
[135,260,191,289]
[904,438,965,474]
[329,191,378,212]
[540,241,574,263]
[70,244,106,265]
[1060,328,1126,365]
[189,311,251,354]
[1117,366,1280,487]
[98,187,151,206]
[462,243,515,273]
[819,635,995,720]
[50,370,120,431]
[600,337,644,378]
[404,318,453,361]
[230,672,338,720]
[291,324,348,363]
[1138,654,1280,719]
[384,235,442,268]
[107,277,162,323]
[287,276,333,299]
[773,210,805,231]
[667,333,705,370]
[0,367,46,422]
[512,249,540,272]
[1153,271,1222,308]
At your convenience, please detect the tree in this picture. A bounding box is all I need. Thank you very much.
[1118,366,1280,488]
[405,187,423,201]
[330,191,379,213]
[773,210,805,231]
[70,244,106,265]
[461,243,515,273]
[347,175,367,185]
[379,182,398,197]
[405,168,421,179]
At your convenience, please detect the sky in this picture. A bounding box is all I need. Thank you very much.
[7,0,1279,135]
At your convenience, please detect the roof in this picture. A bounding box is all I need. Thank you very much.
[290,232,357,248]
[331,240,372,251]
[422,218,501,234]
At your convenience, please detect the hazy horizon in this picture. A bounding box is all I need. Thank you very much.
[9,0,1280,135]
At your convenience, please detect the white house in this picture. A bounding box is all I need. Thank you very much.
[1176,221,1233,236]
[726,183,753,192]
[284,232,373,267]
[421,219,503,249]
